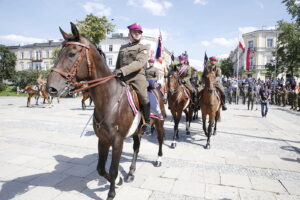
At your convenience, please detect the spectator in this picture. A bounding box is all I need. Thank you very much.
[259,84,271,118]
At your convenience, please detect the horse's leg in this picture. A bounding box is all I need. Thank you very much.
[154,120,164,167]
[171,111,179,149]
[89,97,93,106]
[125,134,141,183]
[96,139,111,181]
[206,112,215,149]
[36,96,39,105]
[107,137,124,200]
[202,112,207,137]
[27,95,31,107]
[82,97,86,110]
[213,111,219,136]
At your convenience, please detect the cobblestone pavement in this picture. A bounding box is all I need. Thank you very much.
[0,97,299,200]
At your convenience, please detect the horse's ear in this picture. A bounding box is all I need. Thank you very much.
[70,22,80,40]
[59,27,69,40]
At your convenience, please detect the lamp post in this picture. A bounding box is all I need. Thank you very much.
[272,56,277,86]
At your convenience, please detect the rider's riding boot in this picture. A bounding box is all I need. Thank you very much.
[141,103,151,135]
[221,93,227,111]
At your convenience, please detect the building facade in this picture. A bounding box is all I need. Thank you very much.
[229,29,280,81]
[8,40,62,71]
[8,34,172,80]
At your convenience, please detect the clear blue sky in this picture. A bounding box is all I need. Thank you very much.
[0,0,292,70]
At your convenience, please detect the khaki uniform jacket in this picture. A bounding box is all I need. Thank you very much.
[146,66,159,81]
[115,41,149,104]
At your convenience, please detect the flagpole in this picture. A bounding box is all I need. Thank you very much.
[237,46,239,79]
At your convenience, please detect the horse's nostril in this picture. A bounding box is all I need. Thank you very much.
[48,87,58,95]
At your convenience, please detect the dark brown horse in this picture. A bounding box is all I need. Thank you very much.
[199,69,221,149]
[46,23,165,200]
[24,84,51,107]
[167,71,193,148]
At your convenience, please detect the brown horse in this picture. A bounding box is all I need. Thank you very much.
[24,84,51,107]
[46,23,165,200]
[199,70,221,149]
[167,71,193,148]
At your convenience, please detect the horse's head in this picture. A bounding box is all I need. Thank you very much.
[168,72,180,95]
[204,70,217,94]
[47,22,107,97]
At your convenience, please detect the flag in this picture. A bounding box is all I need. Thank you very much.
[245,47,251,71]
[155,33,164,64]
[239,37,245,51]
[204,51,208,66]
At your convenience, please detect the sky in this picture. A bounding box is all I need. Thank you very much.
[0,0,293,70]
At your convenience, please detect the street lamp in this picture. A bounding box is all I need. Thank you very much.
[271,56,277,85]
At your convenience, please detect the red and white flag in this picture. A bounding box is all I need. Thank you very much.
[238,37,245,51]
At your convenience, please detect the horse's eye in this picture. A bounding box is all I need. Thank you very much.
[68,52,76,57]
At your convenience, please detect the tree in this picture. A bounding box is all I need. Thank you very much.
[219,58,234,77]
[0,45,16,82]
[276,20,300,77]
[76,14,115,45]
[282,0,300,24]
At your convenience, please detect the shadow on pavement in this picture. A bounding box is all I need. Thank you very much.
[0,152,156,200]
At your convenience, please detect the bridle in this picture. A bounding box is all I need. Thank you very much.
[51,41,116,93]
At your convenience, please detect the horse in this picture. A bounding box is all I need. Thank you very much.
[81,90,93,110]
[24,84,51,107]
[199,69,221,149]
[167,71,193,148]
[46,23,165,200]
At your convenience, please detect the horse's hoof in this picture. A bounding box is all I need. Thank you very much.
[171,142,176,149]
[125,174,135,183]
[116,176,123,186]
[186,131,190,135]
[205,144,211,149]
[213,131,217,136]
[154,161,162,167]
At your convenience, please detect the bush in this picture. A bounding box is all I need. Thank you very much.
[0,83,7,92]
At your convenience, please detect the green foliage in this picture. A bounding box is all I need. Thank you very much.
[0,82,7,91]
[219,57,234,77]
[276,20,300,77]
[282,0,300,24]
[13,70,44,89]
[0,45,17,82]
[76,14,115,44]
[0,86,26,96]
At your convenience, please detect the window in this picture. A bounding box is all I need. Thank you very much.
[109,45,113,52]
[45,62,49,70]
[20,52,24,59]
[248,41,253,48]
[267,39,273,48]
[20,62,24,70]
[46,50,50,58]
[108,58,113,66]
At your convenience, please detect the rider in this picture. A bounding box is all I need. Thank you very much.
[201,56,227,110]
[177,55,197,103]
[113,23,151,135]
[145,58,159,81]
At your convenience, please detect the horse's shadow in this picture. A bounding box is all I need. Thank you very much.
[0,152,152,200]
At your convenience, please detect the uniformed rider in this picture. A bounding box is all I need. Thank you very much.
[201,56,227,110]
[113,23,151,135]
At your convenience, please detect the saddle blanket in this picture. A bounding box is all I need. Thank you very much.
[126,87,164,121]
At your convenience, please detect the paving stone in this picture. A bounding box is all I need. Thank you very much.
[115,185,152,200]
[205,184,240,200]
[250,177,287,194]
[279,179,300,195]
[13,186,61,200]
[221,173,252,189]
[141,176,175,193]
[171,180,205,198]
[239,188,276,200]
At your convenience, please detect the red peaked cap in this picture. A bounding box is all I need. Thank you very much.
[178,56,187,60]
[127,23,143,33]
[209,56,217,61]
[148,58,155,63]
